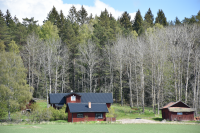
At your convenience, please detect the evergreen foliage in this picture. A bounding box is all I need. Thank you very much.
[68,5,78,23]
[132,10,143,34]
[45,6,60,25]
[120,11,132,31]
[174,17,182,25]
[155,9,167,26]
[0,7,200,116]
[77,5,88,25]
[144,8,154,27]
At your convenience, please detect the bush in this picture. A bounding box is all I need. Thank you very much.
[106,106,116,118]
[0,102,7,119]
[49,104,67,121]
[59,104,67,120]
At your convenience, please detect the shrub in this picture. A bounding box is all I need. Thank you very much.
[49,106,60,120]
[106,106,116,118]
[59,104,68,120]
[0,102,7,119]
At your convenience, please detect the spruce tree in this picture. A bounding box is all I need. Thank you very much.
[174,17,181,25]
[132,10,143,34]
[22,17,38,34]
[45,6,60,25]
[57,10,66,38]
[144,8,154,27]
[0,10,11,46]
[196,11,200,24]
[68,5,78,23]
[155,9,167,26]
[77,5,88,25]
[119,11,132,30]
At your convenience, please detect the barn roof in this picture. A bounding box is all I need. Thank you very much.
[168,107,195,112]
[49,93,113,104]
[160,101,190,110]
[68,103,109,113]
[161,102,175,109]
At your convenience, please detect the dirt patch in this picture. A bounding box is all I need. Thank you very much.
[117,119,198,124]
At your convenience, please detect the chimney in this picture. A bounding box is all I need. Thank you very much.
[88,102,91,108]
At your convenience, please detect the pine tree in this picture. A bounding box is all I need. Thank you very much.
[57,10,66,37]
[92,9,112,47]
[45,6,60,25]
[132,10,143,34]
[22,17,38,34]
[68,5,78,23]
[119,11,132,30]
[14,22,27,46]
[196,10,200,24]
[182,16,197,24]
[0,10,11,46]
[77,5,88,25]
[174,17,181,25]
[144,8,154,27]
[155,9,167,26]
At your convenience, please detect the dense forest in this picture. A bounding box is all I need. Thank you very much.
[0,6,200,117]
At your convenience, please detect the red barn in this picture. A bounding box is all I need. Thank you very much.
[49,92,113,122]
[160,101,195,121]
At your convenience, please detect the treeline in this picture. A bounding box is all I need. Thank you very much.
[1,6,200,115]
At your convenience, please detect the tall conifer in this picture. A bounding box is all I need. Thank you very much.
[132,10,143,34]
[144,8,154,27]
[155,9,167,26]
[77,5,88,25]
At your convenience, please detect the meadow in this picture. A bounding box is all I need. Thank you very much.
[1,100,200,133]
[0,123,199,133]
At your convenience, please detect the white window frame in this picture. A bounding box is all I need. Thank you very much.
[71,95,76,101]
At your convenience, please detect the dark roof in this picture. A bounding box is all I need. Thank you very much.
[49,93,113,104]
[49,93,67,104]
[55,103,64,107]
[64,92,81,97]
[68,103,109,113]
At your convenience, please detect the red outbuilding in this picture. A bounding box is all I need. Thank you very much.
[49,92,113,122]
[160,101,195,121]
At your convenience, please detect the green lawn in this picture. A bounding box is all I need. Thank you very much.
[36,99,47,109]
[112,103,162,120]
[0,124,199,133]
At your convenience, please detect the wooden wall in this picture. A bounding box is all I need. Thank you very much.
[170,112,194,121]
[162,109,194,121]
[66,94,81,104]
[68,112,106,122]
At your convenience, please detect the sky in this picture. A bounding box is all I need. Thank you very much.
[0,0,199,25]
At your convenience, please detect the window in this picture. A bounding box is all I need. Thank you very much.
[95,113,103,119]
[177,112,183,115]
[71,95,76,101]
[77,113,83,118]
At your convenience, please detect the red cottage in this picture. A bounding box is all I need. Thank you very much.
[49,92,113,122]
[160,101,195,121]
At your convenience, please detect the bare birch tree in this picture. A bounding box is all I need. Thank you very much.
[78,40,99,92]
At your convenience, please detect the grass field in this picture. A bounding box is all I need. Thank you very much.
[111,103,162,120]
[0,123,199,133]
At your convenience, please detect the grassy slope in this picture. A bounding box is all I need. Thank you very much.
[36,99,47,109]
[0,124,199,133]
[112,103,162,120]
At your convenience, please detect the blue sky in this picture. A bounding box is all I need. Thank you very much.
[0,0,199,25]
[63,0,200,22]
